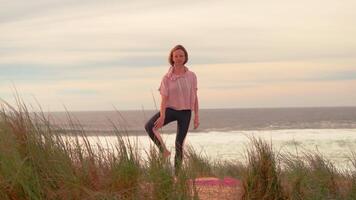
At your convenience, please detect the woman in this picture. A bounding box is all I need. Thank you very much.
[144,44,200,174]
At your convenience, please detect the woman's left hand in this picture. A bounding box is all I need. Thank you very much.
[194,115,200,129]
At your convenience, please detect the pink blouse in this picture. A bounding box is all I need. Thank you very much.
[158,66,198,110]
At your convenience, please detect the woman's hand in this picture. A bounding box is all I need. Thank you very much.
[194,114,200,129]
[154,115,165,130]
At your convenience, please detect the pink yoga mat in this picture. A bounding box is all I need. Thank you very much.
[192,177,241,187]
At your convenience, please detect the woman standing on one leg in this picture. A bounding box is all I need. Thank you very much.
[144,44,200,174]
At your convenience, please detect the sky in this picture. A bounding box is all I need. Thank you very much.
[0,0,355,111]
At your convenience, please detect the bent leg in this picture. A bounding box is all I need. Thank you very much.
[144,108,176,153]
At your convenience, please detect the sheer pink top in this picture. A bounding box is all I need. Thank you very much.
[158,66,198,111]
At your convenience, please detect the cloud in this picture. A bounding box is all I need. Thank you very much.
[1,59,355,111]
[1,0,355,110]
[199,79,356,108]
[57,88,101,96]
[1,0,355,67]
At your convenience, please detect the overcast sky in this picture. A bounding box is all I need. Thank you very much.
[0,0,355,111]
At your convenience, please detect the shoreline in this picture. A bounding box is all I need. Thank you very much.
[52,127,356,136]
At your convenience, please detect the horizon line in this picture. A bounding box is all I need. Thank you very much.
[39,105,356,113]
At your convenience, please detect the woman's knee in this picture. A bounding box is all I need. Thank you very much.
[144,121,153,133]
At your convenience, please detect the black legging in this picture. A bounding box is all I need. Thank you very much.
[144,107,192,172]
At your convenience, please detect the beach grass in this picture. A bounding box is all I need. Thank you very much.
[1,99,356,199]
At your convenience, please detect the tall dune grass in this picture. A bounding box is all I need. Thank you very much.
[0,98,356,199]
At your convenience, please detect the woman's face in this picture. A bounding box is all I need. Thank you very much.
[172,49,186,66]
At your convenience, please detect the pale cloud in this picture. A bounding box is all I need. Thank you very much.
[1,60,355,111]
[0,0,355,110]
[208,80,356,108]
[1,0,355,66]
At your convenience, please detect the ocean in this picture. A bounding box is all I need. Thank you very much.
[46,107,356,170]
[47,107,356,135]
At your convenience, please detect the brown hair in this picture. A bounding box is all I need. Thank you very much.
[168,44,189,66]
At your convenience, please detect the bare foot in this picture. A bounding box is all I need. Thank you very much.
[163,150,171,158]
